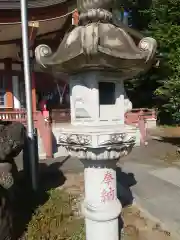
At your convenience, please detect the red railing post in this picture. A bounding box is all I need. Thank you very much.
[152,109,156,119]
[35,111,53,158]
[72,9,79,26]
[138,113,147,146]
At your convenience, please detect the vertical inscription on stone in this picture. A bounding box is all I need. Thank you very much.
[100,171,115,203]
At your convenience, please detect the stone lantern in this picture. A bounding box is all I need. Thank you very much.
[35,0,157,239]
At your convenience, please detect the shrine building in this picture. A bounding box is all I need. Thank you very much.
[0,0,79,120]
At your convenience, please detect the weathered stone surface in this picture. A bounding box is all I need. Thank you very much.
[0,121,26,162]
[35,0,157,78]
[0,163,14,190]
[0,121,26,239]
[35,24,157,79]
[0,121,26,200]
[0,186,13,240]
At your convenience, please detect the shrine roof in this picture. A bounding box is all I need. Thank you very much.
[0,0,71,9]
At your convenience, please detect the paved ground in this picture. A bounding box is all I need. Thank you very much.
[15,137,180,236]
[121,140,180,236]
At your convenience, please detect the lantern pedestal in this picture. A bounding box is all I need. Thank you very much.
[59,122,135,240]
[83,166,120,240]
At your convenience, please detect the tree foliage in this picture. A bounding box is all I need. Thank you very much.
[115,0,180,124]
[145,0,180,124]
[123,0,180,124]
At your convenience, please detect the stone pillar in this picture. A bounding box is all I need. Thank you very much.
[82,160,121,240]
[115,82,125,125]
[88,75,99,123]
[12,76,21,109]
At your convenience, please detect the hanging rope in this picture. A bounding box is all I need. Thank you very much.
[56,82,67,104]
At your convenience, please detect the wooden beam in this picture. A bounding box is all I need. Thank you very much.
[0,0,73,44]
[0,28,65,45]
[53,14,72,41]
[33,15,73,49]
[28,21,39,48]
[0,1,71,23]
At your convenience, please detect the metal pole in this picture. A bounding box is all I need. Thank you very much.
[20,0,38,191]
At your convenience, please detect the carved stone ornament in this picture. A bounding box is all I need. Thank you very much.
[35,0,157,80]
[59,131,135,160]
[59,134,92,146]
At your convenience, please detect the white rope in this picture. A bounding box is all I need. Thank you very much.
[0,9,76,25]
[56,82,67,104]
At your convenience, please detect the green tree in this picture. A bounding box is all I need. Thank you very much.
[143,0,180,124]
[115,0,180,124]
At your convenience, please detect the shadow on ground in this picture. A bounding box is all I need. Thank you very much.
[154,137,180,147]
[117,167,137,207]
[12,156,69,239]
[150,126,180,148]
[116,167,137,236]
[13,159,137,239]
[52,132,58,155]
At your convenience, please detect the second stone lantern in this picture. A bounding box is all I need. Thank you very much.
[35,1,157,239]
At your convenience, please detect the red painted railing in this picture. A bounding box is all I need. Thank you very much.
[50,108,156,124]
[125,108,156,125]
[0,108,156,152]
[51,109,70,123]
[125,108,157,144]
[0,109,27,123]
